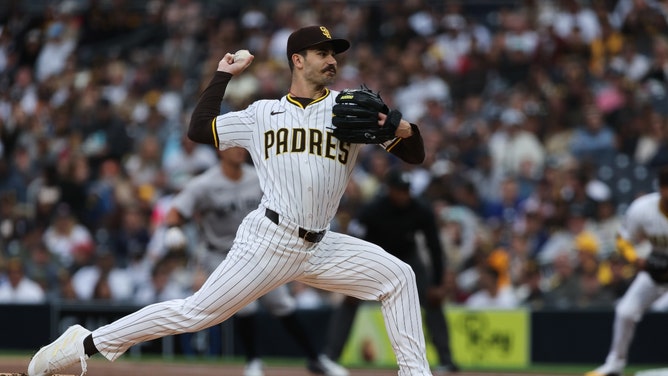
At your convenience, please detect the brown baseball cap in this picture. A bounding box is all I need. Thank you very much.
[286,25,350,61]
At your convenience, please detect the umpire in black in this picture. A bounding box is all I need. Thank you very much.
[324,168,459,373]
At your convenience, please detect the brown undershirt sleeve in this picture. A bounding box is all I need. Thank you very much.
[187,71,233,145]
[387,124,425,165]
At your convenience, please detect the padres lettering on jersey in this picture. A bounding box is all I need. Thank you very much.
[213,89,361,230]
[263,128,350,163]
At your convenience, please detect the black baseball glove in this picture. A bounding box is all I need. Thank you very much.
[644,252,668,284]
[331,85,402,144]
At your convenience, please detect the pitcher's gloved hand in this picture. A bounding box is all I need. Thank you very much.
[331,85,402,144]
[644,252,668,283]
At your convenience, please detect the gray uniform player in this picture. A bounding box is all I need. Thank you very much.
[28,25,432,376]
[163,147,347,376]
[586,166,668,376]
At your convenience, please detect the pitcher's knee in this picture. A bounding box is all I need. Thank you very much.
[385,261,417,295]
[615,300,643,322]
[398,261,416,282]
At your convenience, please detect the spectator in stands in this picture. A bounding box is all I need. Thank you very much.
[572,231,615,309]
[609,38,651,83]
[56,153,92,224]
[42,203,94,272]
[78,98,133,172]
[641,35,668,88]
[589,15,624,77]
[124,134,164,189]
[438,203,480,272]
[515,260,545,309]
[634,110,666,165]
[70,248,133,302]
[577,266,616,309]
[163,0,204,39]
[480,176,526,243]
[537,202,595,266]
[23,241,63,300]
[589,189,621,259]
[134,256,187,305]
[393,51,451,123]
[614,0,668,54]
[488,108,545,181]
[86,158,136,231]
[162,135,218,189]
[603,253,636,300]
[569,106,617,167]
[0,192,30,252]
[543,249,581,309]
[553,0,601,42]
[110,205,152,269]
[465,263,519,309]
[56,270,78,301]
[35,22,77,82]
[0,257,46,304]
[0,155,30,207]
[426,12,474,76]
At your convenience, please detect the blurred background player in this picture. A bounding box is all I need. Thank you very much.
[162,147,347,376]
[324,168,459,374]
[586,166,668,376]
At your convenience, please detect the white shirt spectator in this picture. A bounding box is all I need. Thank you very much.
[551,5,601,43]
[427,15,474,74]
[35,22,76,82]
[71,253,134,301]
[488,109,546,179]
[394,74,450,122]
[466,285,519,309]
[0,259,46,304]
[465,263,519,309]
[134,262,186,304]
[609,50,651,82]
[162,136,218,187]
[42,208,94,269]
[0,278,46,304]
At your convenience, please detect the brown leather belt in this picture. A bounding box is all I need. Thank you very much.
[265,208,326,243]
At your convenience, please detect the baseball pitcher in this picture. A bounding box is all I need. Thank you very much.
[28,25,433,376]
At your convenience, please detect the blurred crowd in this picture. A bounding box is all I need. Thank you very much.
[1,0,668,314]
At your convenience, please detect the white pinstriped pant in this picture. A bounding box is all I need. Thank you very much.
[93,207,432,375]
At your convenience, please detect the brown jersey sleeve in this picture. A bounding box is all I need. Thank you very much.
[386,124,425,164]
[188,71,233,145]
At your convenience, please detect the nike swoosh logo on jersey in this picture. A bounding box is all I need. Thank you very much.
[271,110,285,115]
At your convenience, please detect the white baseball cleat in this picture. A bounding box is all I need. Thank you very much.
[244,358,264,376]
[27,324,91,376]
[584,358,625,376]
[307,354,349,376]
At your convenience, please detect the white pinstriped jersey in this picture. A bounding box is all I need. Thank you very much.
[213,89,390,231]
[620,192,668,254]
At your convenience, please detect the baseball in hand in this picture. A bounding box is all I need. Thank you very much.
[164,226,187,250]
[233,49,252,62]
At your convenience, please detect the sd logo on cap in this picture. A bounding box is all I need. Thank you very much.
[286,25,350,62]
